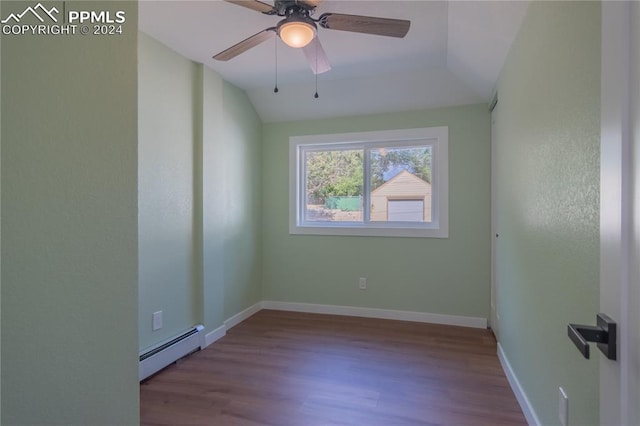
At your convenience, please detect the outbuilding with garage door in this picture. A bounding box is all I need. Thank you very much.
[370,170,432,222]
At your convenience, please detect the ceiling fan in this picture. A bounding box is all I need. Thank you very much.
[213,0,411,75]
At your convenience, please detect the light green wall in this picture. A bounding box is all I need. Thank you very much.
[138,34,262,350]
[0,4,3,420]
[1,1,139,424]
[201,65,227,330]
[494,2,601,425]
[138,32,199,350]
[221,82,263,318]
[262,105,491,318]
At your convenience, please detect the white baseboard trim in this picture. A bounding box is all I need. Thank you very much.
[261,300,487,329]
[204,324,226,348]
[203,302,262,349]
[223,301,262,330]
[203,301,486,352]
[497,343,540,426]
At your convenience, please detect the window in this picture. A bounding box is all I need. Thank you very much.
[290,127,448,237]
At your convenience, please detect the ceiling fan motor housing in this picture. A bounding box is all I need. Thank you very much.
[272,0,318,16]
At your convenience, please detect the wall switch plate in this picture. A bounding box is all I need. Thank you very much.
[559,387,568,426]
[359,277,367,290]
[152,311,163,331]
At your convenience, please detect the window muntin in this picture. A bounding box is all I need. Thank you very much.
[290,127,448,238]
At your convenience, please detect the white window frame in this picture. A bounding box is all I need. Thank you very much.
[289,127,449,238]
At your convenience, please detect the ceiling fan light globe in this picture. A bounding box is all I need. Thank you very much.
[279,22,315,48]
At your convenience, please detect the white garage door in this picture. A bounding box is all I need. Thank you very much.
[388,200,424,222]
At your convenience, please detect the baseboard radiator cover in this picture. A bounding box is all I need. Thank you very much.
[139,324,205,381]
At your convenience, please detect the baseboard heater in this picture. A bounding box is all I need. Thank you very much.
[139,324,205,381]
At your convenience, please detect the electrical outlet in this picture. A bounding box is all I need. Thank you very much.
[559,387,568,426]
[152,311,163,331]
[359,277,367,290]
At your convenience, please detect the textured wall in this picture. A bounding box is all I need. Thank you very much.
[221,82,263,319]
[1,1,139,423]
[262,104,491,319]
[138,32,199,350]
[138,34,263,351]
[493,2,601,424]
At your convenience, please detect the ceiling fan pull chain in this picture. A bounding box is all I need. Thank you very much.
[274,36,279,93]
[314,36,319,99]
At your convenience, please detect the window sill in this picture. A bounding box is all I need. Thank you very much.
[289,223,449,238]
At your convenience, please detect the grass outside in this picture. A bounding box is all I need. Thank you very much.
[306,204,362,222]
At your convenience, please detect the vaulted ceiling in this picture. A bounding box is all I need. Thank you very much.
[139,1,529,122]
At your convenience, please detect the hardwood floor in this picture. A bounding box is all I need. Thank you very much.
[140,310,526,426]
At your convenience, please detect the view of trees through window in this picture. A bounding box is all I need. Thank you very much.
[304,146,432,222]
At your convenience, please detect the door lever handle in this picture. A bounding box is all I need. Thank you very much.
[568,313,616,360]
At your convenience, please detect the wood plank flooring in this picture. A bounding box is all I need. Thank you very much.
[140,310,526,426]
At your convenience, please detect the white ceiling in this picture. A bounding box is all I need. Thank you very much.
[139,1,529,123]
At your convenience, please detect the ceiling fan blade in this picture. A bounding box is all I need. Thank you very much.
[318,13,410,38]
[302,37,331,74]
[213,28,276,61]
[224,0,275,14]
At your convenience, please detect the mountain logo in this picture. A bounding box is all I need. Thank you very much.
[1,3,59,24]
